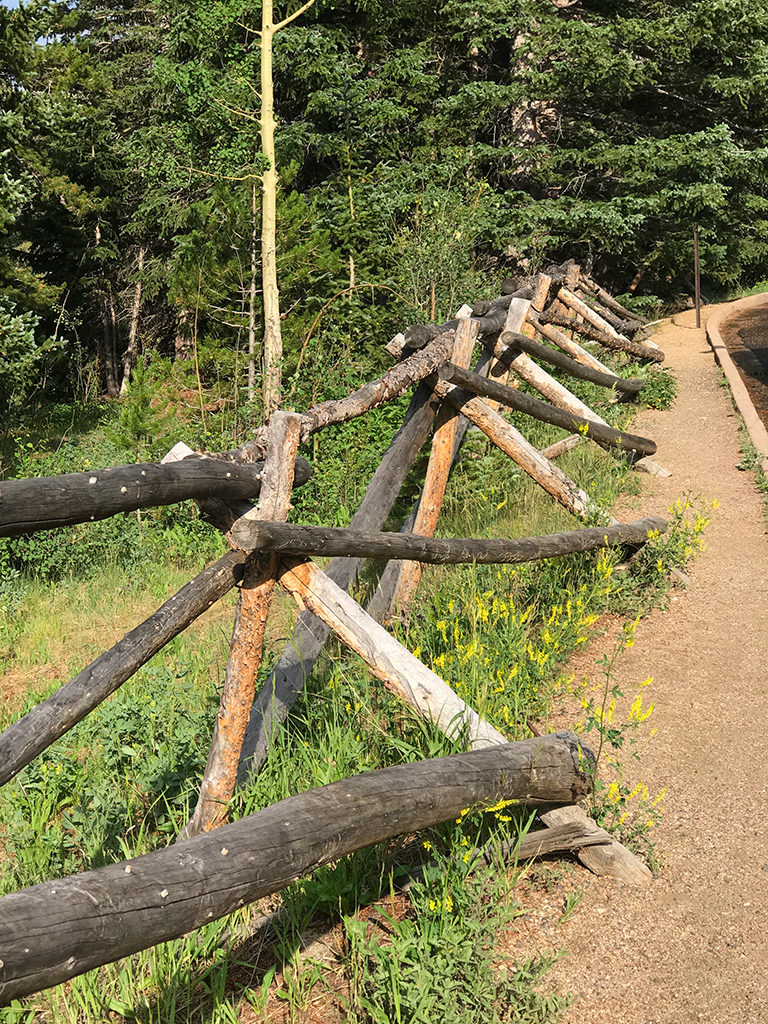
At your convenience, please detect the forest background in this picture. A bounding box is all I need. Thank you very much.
[3,0,768,425]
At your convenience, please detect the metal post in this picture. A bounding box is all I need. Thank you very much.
[694,223,701,328]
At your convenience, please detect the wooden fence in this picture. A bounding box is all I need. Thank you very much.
[0,261,665,1002]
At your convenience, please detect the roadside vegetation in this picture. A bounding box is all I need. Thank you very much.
[0,347,710,1023]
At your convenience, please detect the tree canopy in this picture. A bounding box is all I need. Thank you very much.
[3,0,768,405]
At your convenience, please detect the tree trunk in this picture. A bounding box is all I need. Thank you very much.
[260,2,282,419]
[120,246,146,395]
[248,181,258,405]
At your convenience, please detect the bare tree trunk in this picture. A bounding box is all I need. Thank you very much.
[248,182,258,405]
[102,289,120,397]
[120,246,146,395]
[175,308,193,361]
[260,0,282,420]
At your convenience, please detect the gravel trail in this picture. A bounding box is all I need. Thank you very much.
[514,305,768,1024]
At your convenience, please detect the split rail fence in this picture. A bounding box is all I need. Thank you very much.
[0,261,667,1002]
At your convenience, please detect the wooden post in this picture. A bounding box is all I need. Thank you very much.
[437,363,657,456]
[493,327,643,394]
[0,549,249,789]
[236,383,442,788]
[183,411,302,837]
[488,296,530,401]
[694,222,701,329]
[389,317,480,616]
[528,311,616,375]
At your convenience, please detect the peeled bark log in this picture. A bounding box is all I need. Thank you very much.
[184,412,302,838]
[542,310,665,364]
[230,517,668,565]
[389,318,479,615]
[236,382,441,787]
[529,311,616,375]
[0,550,249,788]
[580,276,647,325]
[277,557,506,748]
[0,458,311,537]
[433,381,595,520]
[0,733,593,1003]
[438,363,657,456]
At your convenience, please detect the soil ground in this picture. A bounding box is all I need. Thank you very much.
[502,305,768,1023]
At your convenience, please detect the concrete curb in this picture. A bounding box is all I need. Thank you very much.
[705,292,768,480]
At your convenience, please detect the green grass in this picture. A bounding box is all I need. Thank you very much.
[0,343,702,1024]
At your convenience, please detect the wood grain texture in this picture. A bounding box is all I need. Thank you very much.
[185,412,302,837]
[230,517,667,565]
[236,382,441,788]
[438,363,657,456]
[0,734,593,1002]
[276,557,507,748]
[0,457,311,537]
[390,317,480,613]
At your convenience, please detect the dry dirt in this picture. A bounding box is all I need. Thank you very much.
[503,305,768,1023]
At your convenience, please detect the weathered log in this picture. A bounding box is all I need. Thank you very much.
[540,434,583,460]
[556,289,664,362]
[486,296,531,404]
[236,382,442,787]
[299,331,455,437]
[494,328,644,395]
[529,311,616,375]
[539,804,652,884]
[0,550,249,788]
[432,380,594,520]
[0,458,311,538]
[276,557,504,747]
[388,318,480,615]
[574,288,641,335]
[401,286,533,352]
[580,275,648,325]
[0,733,592,1002]
[437,364,657,456]
[492,301,609,426]
[366,344,494,625]
[229,517,668,565]
[543,308,665,365]
[185,412,302,838]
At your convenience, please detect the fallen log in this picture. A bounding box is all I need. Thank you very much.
[184,412,302,838]
[0,458,311,537]
[493,329,644,395]
[542,310,665,364]
[437,364,657,456]
[0,549,249,788]
[236,381,442,786]
[0,733,592,1003]
[229,517,668,565]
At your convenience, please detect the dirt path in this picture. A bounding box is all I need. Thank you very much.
[515,306,768,1023]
